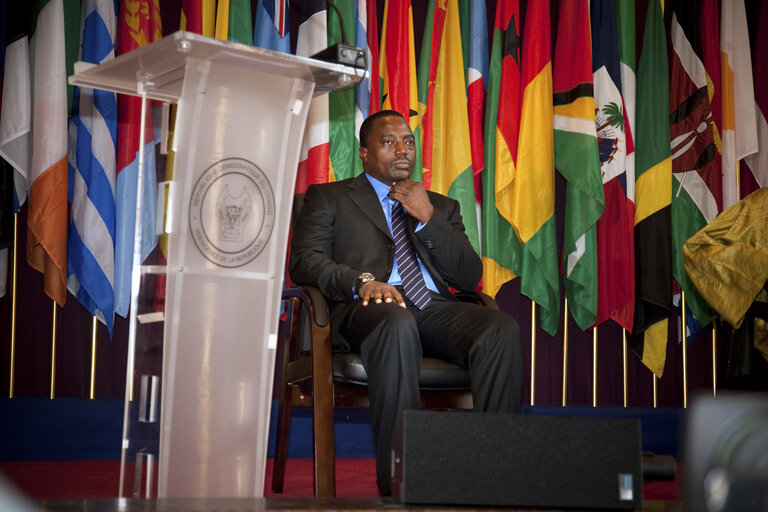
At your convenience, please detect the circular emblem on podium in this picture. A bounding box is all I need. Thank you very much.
[189,158,275,268]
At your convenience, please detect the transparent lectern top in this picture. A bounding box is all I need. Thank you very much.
[69,30,366,102]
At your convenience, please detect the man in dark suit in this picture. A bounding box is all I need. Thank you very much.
[289,110,522,496]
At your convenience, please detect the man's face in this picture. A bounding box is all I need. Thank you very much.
[359,115,416,185]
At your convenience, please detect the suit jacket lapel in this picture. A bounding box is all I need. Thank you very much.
[347,174,392,239]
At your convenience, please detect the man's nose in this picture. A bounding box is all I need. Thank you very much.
[394,140,406,155]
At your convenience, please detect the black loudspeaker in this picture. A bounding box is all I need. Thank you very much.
[684,393,768,512]
[392,410,643,510]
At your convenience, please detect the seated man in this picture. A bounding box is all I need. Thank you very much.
[289,110,523,496]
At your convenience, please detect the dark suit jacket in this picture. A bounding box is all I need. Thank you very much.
[289,173,482,348]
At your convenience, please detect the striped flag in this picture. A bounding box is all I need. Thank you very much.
[215,0,252,45]
[481,0,522,297]
[553,0,604,331]
[591,0,635,331]
[253,0,289,53]
[742,2,768,190]
[699,0,723,211]
[27,0,70,306]
[181,0,215,37]
[354,0,378,144]
[328,1,358,182]
[379,0,422,181]
[114,0,162,317]
[294,1,330,192]
[466,0,488,214]
[668,2,718,343]
[67,0,118,335]
[630,0,672,378]
[417,0,479,253]
[720,0,757,208]
[512,0,559,336]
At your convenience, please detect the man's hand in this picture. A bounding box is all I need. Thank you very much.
[389,180,434,224]
[359,281,406,308]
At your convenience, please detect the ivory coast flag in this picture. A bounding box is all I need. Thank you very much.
[630,0,672,378]
[553,0,604,330]
[417,0,478,252]
[511,0,559,336]
[27,0,69,305]
[379,0,422,181]
[481,0,521,297]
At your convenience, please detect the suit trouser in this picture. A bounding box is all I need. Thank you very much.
[338,291,523,495]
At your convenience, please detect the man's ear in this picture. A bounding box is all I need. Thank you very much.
[359,146,367,162]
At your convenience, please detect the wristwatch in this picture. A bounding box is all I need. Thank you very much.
[355,272,376,294]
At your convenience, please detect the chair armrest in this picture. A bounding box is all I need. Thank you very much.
[283,285,330,327]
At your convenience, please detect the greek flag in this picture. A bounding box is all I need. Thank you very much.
[67,0,117,335]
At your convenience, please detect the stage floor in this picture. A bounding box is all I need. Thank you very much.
[33,497,683,512]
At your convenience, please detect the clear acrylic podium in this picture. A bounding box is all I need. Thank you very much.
[69,31,363,499]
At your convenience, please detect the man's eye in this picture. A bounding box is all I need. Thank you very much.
[383,140,393,145]
[405,140,415,147]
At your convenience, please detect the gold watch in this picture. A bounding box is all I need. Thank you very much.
[356,272,375,294]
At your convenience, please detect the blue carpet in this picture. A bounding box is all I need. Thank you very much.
[0,397,682,461]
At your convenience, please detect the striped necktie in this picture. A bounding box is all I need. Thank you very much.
[391,201,432,309]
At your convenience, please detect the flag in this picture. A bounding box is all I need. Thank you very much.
[328,0,358,182]
[215,0,252,45]
[67,0,118,335]
[354,0,378,146]
[481,0,521,297]
[720,0,757,208]
[0,2,31,212]
[466,0,488,237]
[417,0,479,253]
[699,0,723,211]
[630,0,672,378]
[668,1,718,343]
[363,0,380,117]
[742,2,768,189]
[511,0,559,336]
[114,0,162,317]
[591,0,635,331]
[253,0,289,53]
[27,0,71,306]
[181,0,215,37]
[294,1,330,192]
[553,0,604,331]
[379,0,422,181]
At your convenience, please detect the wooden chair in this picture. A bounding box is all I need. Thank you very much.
[270,283,497,497]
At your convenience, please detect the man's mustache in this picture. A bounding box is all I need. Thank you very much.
[391,159,412,167]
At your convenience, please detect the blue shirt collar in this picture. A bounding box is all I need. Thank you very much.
[365,173,392,204]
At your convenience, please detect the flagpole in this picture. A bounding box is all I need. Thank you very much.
[8,213,19,398]
[622,329,628,407]
[712,322,717,396]
[50,301,58,399]
[561,299,568,406]
[530,300,536,406]
[90,316,98,399]
[681,291,688,408]
[592,327,598,407]
[652,374,658,408]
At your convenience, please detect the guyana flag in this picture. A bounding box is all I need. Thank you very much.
[630,0,672,378]
[380,0,422,181]
[511,0,559,336]
[417,0,479,252]
[481,0,522,297]
[553,0,604,330]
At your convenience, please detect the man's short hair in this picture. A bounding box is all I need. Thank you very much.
[359,110,406,148]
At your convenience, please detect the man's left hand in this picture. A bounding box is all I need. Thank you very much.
[389,180,434,223]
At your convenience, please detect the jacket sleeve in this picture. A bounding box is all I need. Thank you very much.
[415,195,482,292]
[288,185,359,303]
